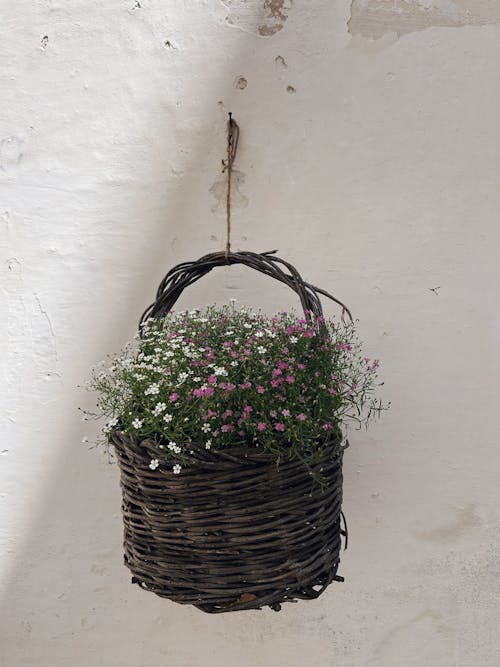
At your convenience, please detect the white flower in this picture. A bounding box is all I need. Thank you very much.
[205,439,212,450]
[201,423,211,433]
[149,459,159,470]
[230,360,238,367]
[193,376,201,382]
[145,383,160,396]
[224,331,234,336]
[152,402,167,416]
[255,331,264,338]
[167,441,181,454]
[134,373,145,380]
[243,323,252,329]
[132,418,143,429]
[163,413,173,423]
[257,346,266,354]
[172,464,182,474]
[290,336,298,344]
[214,367,228,376]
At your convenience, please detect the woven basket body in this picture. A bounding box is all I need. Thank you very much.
[111,431,345,612]
[111,250,351,612]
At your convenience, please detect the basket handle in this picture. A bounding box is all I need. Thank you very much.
[139,250,352,329]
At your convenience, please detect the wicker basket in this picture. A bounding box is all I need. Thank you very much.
[111,250,350,612]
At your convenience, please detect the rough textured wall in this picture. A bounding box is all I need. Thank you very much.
[1,1,500,665]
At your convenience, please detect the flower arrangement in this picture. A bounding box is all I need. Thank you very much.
[86,304,384,476]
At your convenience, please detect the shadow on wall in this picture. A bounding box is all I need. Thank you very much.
[0,27,270,667]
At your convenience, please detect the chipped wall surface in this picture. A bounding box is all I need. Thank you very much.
[349,0,500,39]
[1,1,500,665]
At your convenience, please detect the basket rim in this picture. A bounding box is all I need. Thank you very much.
[110,427,346,464]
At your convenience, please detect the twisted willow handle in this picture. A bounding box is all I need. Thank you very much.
[139,250,352,329]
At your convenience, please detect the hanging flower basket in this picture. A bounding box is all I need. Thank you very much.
[87,249,385,613]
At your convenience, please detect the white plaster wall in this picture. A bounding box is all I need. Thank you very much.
[1,1,500,665]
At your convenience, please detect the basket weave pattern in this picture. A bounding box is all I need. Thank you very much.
[112,431,345,612]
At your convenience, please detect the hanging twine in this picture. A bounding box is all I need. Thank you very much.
[222,112,239,259]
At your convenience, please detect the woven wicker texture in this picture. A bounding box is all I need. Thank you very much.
[113,250,350,612]
[112,432,346,613]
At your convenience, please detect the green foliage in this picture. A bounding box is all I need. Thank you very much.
[85,305,386,473]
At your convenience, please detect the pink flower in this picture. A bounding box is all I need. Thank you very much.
[239,381,252,390]
[204,386,215,398]
[222,409,233,419]
[286,376,295,384]
[297,363,305,370]
[272,368,282,378]
[243,405,253,413]
[278,361,288,370]
[207,409,217,418]
[256,385,265,394]
[221,423,234,433]
[257,422,267,431]
[226,383,236,391]
[275,423,285,432]
[322,422,333,431]
[207,374,217,385]
[169,393,179,402]
[193,388,204,398]
[328,388,337,396]
[238,430,245,437]
[270,410,277,418]
[297,413,307,421]
[281,409,290,417]
[271,379,283,388]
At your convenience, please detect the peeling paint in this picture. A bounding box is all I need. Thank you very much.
[417,505,481,542]
[348,0,500,40]
[0,136,24,170]
[209,169,248,212]
[222,0,292,37]
[274,54,287,68]
[234,75,248,89]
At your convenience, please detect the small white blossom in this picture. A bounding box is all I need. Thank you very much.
[145,383,160,396]
[132,418,143,429]
[257,346,266,354]
[205,439,212,450]
[201,423,211,433]
[172,464,182,474]
[243,323,252,329]
[214,367,228,376]
[255,331,264,338]
[193,376,201,382]
[290,336,298,344]
[230,360,238,367]
[167,441,182,454]
[149,459,159,470]
[163,413,173,423]
[152,402,167,416]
